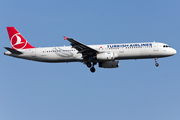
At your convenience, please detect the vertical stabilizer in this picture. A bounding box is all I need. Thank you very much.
[7,27,35,50]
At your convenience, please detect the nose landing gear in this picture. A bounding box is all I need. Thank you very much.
[155,58,159,67]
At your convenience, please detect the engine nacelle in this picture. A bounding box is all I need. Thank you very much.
[96,52,115,60]
[99,60,119,68]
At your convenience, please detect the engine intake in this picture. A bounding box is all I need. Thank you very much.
[99,60,119,68]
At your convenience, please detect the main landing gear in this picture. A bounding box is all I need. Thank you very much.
[86,62,96,73]
[90,67,95,73]
[155,58,159,67]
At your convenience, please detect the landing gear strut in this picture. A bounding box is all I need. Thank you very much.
[155,58,159,67]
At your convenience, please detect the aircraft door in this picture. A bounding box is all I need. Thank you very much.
[153,43,158,51]
[119,47,124,53]
[31,49,37,60]
[119,46,124,58]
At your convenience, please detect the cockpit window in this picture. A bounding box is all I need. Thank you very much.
[163,45,170,48]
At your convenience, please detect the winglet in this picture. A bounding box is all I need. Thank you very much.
[63,36,68,40]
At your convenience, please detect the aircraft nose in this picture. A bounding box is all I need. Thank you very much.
[171,48,177,55]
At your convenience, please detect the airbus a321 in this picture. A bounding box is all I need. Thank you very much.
[4,27,177,73]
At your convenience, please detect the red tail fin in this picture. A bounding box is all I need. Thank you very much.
[7,27,35,50]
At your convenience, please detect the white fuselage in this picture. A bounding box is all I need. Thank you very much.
[4,42,176,63]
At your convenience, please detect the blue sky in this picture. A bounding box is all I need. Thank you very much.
[1,0,180,120]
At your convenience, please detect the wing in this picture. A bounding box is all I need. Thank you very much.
[64,36,98,58]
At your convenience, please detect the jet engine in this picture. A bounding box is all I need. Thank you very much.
[96,52,116,60]
[99,60,119,68]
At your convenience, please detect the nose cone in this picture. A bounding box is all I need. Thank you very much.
[171,48,177,55]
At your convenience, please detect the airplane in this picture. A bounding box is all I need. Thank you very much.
[4,27,177,73]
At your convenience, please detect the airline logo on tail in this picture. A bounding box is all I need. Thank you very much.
[11,33,27,49]
[7,27,35,50]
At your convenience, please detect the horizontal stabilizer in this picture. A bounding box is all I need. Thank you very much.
[4,47,23,54]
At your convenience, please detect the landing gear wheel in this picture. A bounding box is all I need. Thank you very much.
[155,63,159,67]
[155,58,159,67]
[86,62,91,68]
[90,67,95,73]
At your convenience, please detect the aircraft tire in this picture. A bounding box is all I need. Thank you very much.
[90,67,95,73]
[87,62,91,68]
[155,63,159,67]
